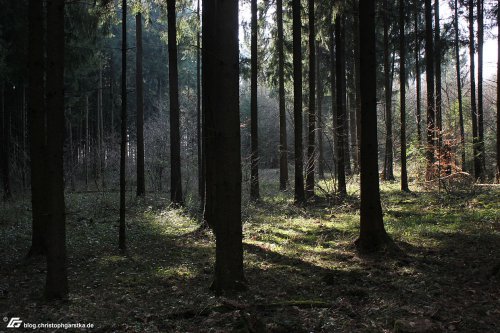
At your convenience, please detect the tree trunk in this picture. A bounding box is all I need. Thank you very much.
[203,0,246,294]
[45,0,68,300]
[293,0,305,204]
[330,20,338,179]
[435,0,442,147]
[400,0,409,192]
[27,0,47,257]
[455,0,465,171]
[136,12,145,196]
[316,42,325,179]
[85,95,89,190]
[119,0,127,252]
[1,85,12,201]
[250,0,259,201]
[415,3,422,144]
[469,0,480,180]
[277,0,288,191]
[354,1,361,172]
[197,0,204,208]
[355,0,391,252]
[305,0,316,199]
[382,0,395,181]
[168,0,183,205]
[477,0,485,181]
[497,0,500,183]
[335,14,347,198]
[424,0,435,180]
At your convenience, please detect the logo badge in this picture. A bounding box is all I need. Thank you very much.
[6,317,22,328]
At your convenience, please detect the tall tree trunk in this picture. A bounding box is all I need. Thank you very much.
[27,0,47,257]
[203,0,246,293]
[455,0,466,171]
[477,0,485,180]
[469,0,480,180]
[435,0,442,147]
[98,66,105,188]
[85,95,89,190]
[497,0,500,183]
[348,58,358,172]
[316,42,325,179]
[306,0,316,199]
[415,3,422,144]
[168,0,183,205]
[382,0,395,181]
[277,0,288,190]
[136,12,145,196]
[400,0,409,192]
[356,0,391,252]
[197,0,204,208]
[45,0,68,300]
[250,0,259,201]
[354,0,362,172]
[119,0,127,252]
[335,14,347,198]
[293,0,305,204]
[424,0,436,180]
[330,20,338,179]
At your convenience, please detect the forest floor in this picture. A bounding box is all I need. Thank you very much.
[1,171,499,332]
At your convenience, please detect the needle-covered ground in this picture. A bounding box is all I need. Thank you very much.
[1,174,499,332]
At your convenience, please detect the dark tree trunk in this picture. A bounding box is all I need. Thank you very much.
[497,0,500,183]
[400,0,409,192]
[415,3,422,144]
[27,0,47,257]
[306,0,316,199]
[293,0,305,204]
[316,42,325,179]
[355,0,391,252]
[329,20,338,178]
[136,12,145,196]
[1,85,12,201]
[277,0,288,191]
[424,0,436,180]
[435,0,442,147]
[354,1,361,172]
[119,0,127,252]
[469,0,480,180]
[335,14,347,198]
[250,0,259,201]
[168,0,183,205]
[454,0,465,171]
[477,0,485,180]
[203,0,246,294]
[45,0,68,299]
[197,0,204,208]
[382,0,395,181]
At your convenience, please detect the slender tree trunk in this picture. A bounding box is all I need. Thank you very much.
[415,3,422,144]
[400,0,409,192]
[335,14,347,198]
[306,0,316,199]
[250,0,260,201]
[168,0,183,205]
[203,0,246,293]
[197,0,204,208]
[98,66,105,188]
[27,0,47,257]
[354,1,361,172]
[348,61,358,172]
[383,0,395,181]
[424,0,436,180]
[316,42,325,179]
[435,0,442,147]
[469,0,480,180]
[119,0,127,252]
[330,20,338,179]
[455,0,466,171]
[85,95,89,190]
[497,0,500,183]
[293,0,305,204]
[45,0,68,300]
[356,0,391,252]
[477,0,485,180]
[277,0,288,190]
[136,12,145,196]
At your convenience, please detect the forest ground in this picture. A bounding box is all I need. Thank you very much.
[1,170,499,332]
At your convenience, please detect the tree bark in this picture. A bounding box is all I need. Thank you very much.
[477,0,485,181]
[277,0,288,191]
[203,0,246,294]
[250,0,259,201]
[435,0,442,147]
[119,0,127,252]
[400,0,409,192]
[335,14,347,198]
[497,0,500,183]
[45,0,68,299]
[356,0,391,252]
[469,0,480,180]
[197,0,204,208]
[168,0,183,205]
[305,0,316,199]
[454,0,465,171]
[293,0,305,204]
[329,20,338,179]
[136,12,145,196]
[317,42,325,179]
[415,3,422,144]
[1,85,12,201]
[424,0,436,180]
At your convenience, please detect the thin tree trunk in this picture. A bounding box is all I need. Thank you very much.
[306,0,316,199]
[497,0,500,183]
[330,20,338,179]
[45,0,68,300]
[455,0,465,171]
[435,0,442,146]
[400,0,409,192]
[250,0,260,201]
[469,0,480,180]
[354,1,361,172]
[293,0,305,204]
[316,42,325,179]
[335,14,347,198]
[85,95,89,190]
[98,66,105,188]
[477,0,485,180]
[136,12,145,196]
[119,0,127,252]
[383,0,395,181]
[424,0,436,180]
[277,0,288,190]
[168,0,183,205]
[197,0,204,208]
[415,3,422,144]
[356,0,391,252]
[203,0,246,293]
